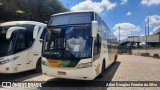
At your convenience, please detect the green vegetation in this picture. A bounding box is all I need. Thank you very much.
[0,0,68,23]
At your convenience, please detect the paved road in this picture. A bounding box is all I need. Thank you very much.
[0,55,160,90]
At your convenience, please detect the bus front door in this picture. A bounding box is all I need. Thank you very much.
[14,30,28,72]
[14,51,28,72]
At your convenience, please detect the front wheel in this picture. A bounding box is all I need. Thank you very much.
[102,61,105,73]
[34,58,42,73]
[98,61,105,78]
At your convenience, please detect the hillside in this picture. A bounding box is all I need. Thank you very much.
[0,0,68,23]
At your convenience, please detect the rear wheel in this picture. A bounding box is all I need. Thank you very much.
[102,60,105,73]
[34,58,42,73]
[114,55,117,64]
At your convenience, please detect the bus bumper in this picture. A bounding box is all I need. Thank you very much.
[0,64,15,74]
[42,65,95,80]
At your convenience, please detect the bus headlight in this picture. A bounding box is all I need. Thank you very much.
[0,59,13,65]
[77,62,92,69]
[42,60,49,66]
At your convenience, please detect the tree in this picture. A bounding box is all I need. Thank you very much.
[0,0,68,23]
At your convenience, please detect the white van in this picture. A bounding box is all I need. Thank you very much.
[0,21,46,73]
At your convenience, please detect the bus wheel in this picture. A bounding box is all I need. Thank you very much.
[113,55,117,64]
[102,60,105,73]
[97,60,105,78]
[34,58,42,73]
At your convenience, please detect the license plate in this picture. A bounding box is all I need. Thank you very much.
[57,71,66,75]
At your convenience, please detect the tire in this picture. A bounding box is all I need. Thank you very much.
[114,55,117,64]
[102,60,105,73]
[98,60,105,78]
[34,58,42,73]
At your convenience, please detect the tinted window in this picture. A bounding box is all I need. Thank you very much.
[15,25,34,53]
[0,27,10,53]
[25,26,34,48]
[15,31,26,52]
[48,12,93,26]
[102,21,109,38]
[95,14,102,35]
[43,26,92,59]
[40,28,46,40]
[93,34,101,61]
[0,27,18,56]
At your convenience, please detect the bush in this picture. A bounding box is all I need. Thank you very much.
[141,53,150,57]
[153,54,159,58]
[0,0,68,23]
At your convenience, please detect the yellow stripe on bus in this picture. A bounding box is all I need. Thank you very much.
[47,59,62,67]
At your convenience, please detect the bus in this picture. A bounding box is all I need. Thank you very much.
[0,21,46,73]
[42,11,118,80]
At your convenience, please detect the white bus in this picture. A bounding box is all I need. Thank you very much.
[42,11,118,80]
[0,21,46,73]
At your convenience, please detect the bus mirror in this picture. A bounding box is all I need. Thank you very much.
[33,26,39,39]
[39,39,43,43]
[92,21,98,38]
[6,26,26,39]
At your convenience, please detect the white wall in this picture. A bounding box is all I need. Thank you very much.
[132,48,160,57]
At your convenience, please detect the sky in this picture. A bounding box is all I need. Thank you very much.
[60,0,160,40]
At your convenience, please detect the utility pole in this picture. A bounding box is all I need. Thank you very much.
[66,4,69,9]
[145,23,146,36]
[145,23,147,50]
[147,13,151,48]
[147,14,150,36]
[119,27,120,43]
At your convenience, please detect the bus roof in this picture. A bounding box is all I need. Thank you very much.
[0,21,46,27]
[52,11,95,16]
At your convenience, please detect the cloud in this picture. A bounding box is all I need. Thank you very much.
[114,30,131,40]
[149,32,153,35]
[113,23,141,40]
[145,15,160,27]
[113,23,140,31]
[144,15,160,36]
[101,0,117,11]
[148,26,160,35]
[141,0,160,6]
[126,12,132,16]
[140,34,145,36]
[121,0,128,5]
[71,0,117,13]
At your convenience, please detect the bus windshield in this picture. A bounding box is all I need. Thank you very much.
[0,24,35,57]
[0,27,17,57]
[43,26,92,60]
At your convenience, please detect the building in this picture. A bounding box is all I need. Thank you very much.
[119,28,160,57]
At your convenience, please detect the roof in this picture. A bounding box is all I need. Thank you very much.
[153,28,160,35]
[52,10,95,16]
[0,21,46,27]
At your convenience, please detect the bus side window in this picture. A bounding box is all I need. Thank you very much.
[15,31,27,53]
[93,34,101,61]
[25,28,34,48]
[40,28,46,40]
[97,34,100,51]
